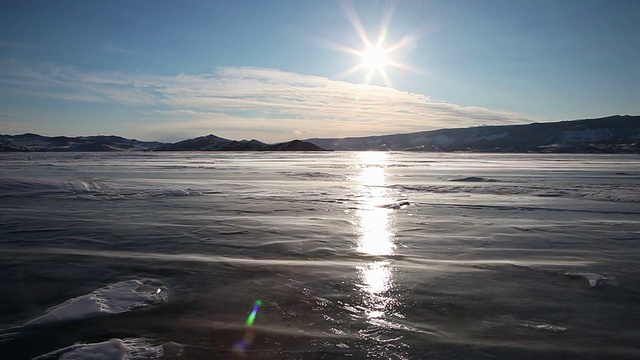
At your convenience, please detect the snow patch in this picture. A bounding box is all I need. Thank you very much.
[480,132,508,141]
[561,128,615,142]
[448,176,499,183]
[32,338,164,360]
[431,135,453,146]
[565,272,612,287]
[26,279,167,326]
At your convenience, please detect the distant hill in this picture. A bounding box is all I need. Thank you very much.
[265,139,328,151]
[306,115,640,153]
[0,133,162,152]
[0,133,329,152]
[155,134,234,151]
[1,115,638,153]
[155,135,328,151]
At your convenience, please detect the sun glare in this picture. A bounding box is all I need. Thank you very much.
[326,1,423,88]
[362,45,389,71]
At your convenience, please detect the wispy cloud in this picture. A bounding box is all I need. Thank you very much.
[104,43,142,56]
[0,61,157,105]
[0,61,533,141]
[0,39,42,51]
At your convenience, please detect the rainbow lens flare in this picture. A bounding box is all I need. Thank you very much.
[233,300,263,353]
[245,300,262,326]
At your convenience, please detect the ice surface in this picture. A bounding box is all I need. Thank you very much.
[0,177,204,200]
[1,152,639,359]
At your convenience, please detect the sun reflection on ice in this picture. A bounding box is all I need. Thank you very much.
[355,152,395,256]
[353,152,398,320]
[357,261,395,319]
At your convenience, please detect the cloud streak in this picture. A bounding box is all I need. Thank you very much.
[104,43,142,56]
[0,61,532,141]
[0,40,42,51]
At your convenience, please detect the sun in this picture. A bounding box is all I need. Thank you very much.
[362,45,389,71]
[325,2,423,88]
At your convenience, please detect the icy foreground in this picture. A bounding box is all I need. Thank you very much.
[0,152,639,359]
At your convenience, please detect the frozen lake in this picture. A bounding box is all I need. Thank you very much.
[1,152,639,359]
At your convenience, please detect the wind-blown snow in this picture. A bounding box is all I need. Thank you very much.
[32,338,164,360]
[26,279,166,326]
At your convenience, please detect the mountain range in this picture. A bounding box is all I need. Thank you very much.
[308,115,640,153]
[0,134,327,152]
[155,135,327,151]
[0,115,638,153]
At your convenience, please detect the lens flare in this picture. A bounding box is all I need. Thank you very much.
[324,1,424,87]
[233,300,263,353]
[245,300,262,326]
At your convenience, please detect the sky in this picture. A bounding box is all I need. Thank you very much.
[0,0,638,142]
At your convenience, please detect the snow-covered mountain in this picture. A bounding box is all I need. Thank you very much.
[1,115,638,152]
[0,133,328,152]
[0,133,162,152]
[155,135,327,151]
[306,115,640,153]
[155,134,234,151]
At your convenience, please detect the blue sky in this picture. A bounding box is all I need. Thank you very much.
[0,0,638,142]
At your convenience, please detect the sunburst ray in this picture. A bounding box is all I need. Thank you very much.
[330,1,424,88]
